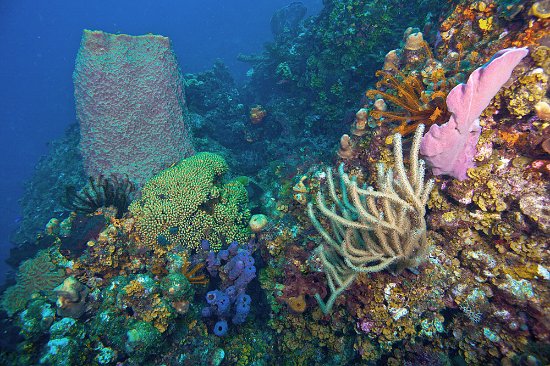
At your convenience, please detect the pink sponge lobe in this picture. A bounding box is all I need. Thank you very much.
[419,47,529,181]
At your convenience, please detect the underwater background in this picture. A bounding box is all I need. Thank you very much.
[0,0,549,365]
[0,0,322,280]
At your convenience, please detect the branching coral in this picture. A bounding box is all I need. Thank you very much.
[308,125,434,313]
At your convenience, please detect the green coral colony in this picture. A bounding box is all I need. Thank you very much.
[2,0,550,365]
[129,152,250,253]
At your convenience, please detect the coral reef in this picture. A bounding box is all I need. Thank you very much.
[74,30,194,186]
[270,1,307,38]
[184,65,269,177]
[252,0,550,364]
[236,0,453,184]
[10,124,86,249]
[3,1,550,365]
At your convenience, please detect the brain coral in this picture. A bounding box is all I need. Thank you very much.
[1,250,66,316]
[129,152,250,252]
[74,30,194,186]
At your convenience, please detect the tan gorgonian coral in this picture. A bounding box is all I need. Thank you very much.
[308,125,434,313]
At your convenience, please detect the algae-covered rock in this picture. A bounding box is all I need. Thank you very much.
[17,298,55,340]
[519,194,550,234]
[53,276,89,319]
[125,321,162,359]
[49,317,85,340]
[160,272,194,301]
[39,337,81,366]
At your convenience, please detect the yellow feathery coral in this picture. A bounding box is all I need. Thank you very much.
[129,152,250,252]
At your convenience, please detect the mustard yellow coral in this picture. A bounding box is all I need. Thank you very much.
[129,152,250,252]
[532,46,550,73]
[501,67,548,118]
[428,188,451,210]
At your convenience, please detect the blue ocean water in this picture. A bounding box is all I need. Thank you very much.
[0,0,322,282]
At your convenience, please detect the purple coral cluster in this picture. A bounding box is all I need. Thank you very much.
[201,240,256,336]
